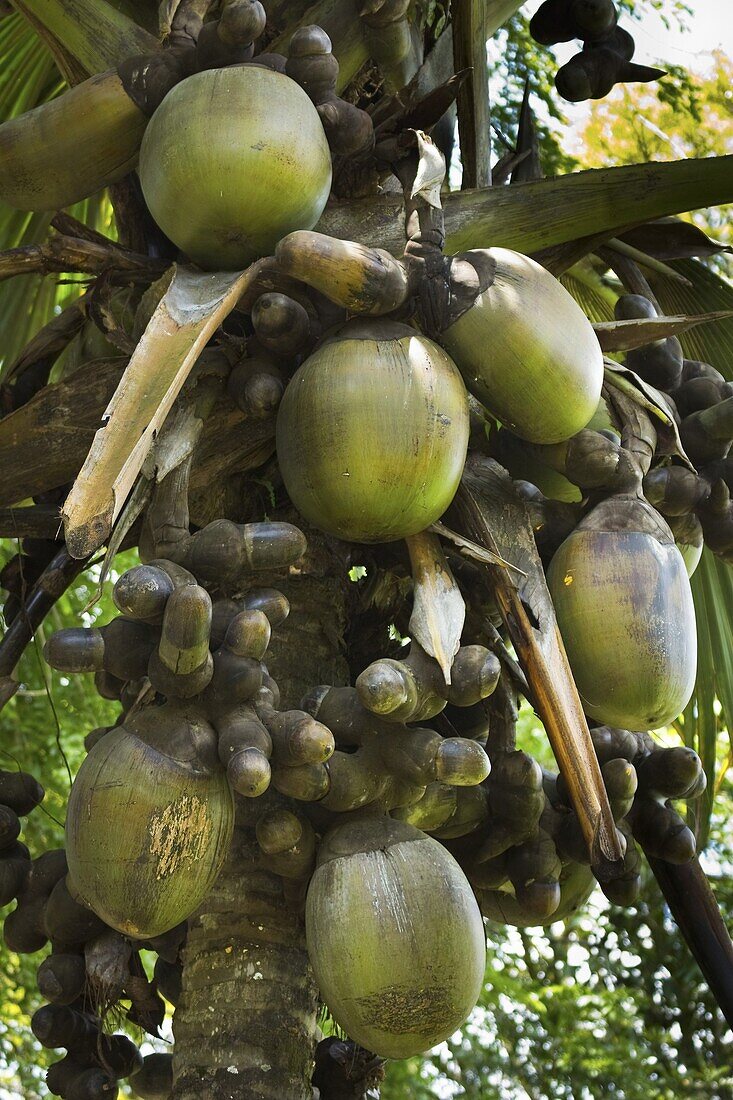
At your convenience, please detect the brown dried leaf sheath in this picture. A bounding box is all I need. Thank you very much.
[594,311,733,353]
[62,265,253,559]
[449,455,624,874]
[406,530,465,684]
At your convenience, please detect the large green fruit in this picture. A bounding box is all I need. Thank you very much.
[66,707,234,938]
[547,495,697,731]
[138,66,332,270]
[440,249,603,444]
[305,816,486,1058]
[276,320,470,542]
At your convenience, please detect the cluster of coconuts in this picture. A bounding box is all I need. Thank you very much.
[529,0,666,102]
[33,509,512,1063]
[267,230,700,737]
[32,576,707,1066]
[488,282,733,732]
[0,0,715,1079]
[274,247,606,544]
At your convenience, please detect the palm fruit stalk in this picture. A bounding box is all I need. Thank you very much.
[305,816,485,1059]
[0,71,147,211]
[450,456,625,875]
[285,26,374,158]
[547,494,696,730]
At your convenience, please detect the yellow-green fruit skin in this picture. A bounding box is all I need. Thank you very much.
[548,526,697,731]
[276,323,470,543]
[305,817,486,1059]
[138,66,332,270]
[66,724,234,938]
[441,249,603,444]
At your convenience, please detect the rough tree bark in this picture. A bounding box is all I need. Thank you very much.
[172,530,352,1100]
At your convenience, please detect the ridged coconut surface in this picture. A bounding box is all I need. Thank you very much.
[548,496,697,731]
[66,709,234,938]
[138,66,332,270]
[276,320,470,543]
[305,816,486,1059]
[441,248,603,444]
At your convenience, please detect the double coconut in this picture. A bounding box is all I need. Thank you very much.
[66,706,234,938]
[139,65,332,270]
[305,816,486,1059]
[276,319,470,543]
[548,495,697,731]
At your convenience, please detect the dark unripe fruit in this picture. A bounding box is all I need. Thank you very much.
[66,1067,118,1100]
[97,1033,143,1079]
[479,861,594,927]
[46,1056,88,1097]
[529,0,577,45]
[44,877,106,945]
[306,817,485,1058]
[4,896,48,953]
[0,769,44,815]
[570,0,617,38]
[113,565,174,624]
[0,845,30,905]
[277,320,469,542]
[0,804,20,848]
[129,1053,173,1099]
[37,953,86,1005]
[31,1004,98,1050]
[139,66,332,270]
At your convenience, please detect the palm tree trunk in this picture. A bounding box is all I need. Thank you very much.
[172,535,351,1099]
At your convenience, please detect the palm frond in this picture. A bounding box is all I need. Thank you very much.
[651,258,733,378]
[646,258,733,843]
[0,14,114,379]
[683,549,733,846]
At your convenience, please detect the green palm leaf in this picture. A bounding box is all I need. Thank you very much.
[683,549,733,847]
[652,257,733,378]
[648,258,733,844]
[560,264,617,322]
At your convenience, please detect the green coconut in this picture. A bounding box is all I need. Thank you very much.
[305,816,486,1059]
[440,248,603,444]
[66,706,233,938]
[276,320,470,543]
[547,495,697,731]
[138,65,332,270]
